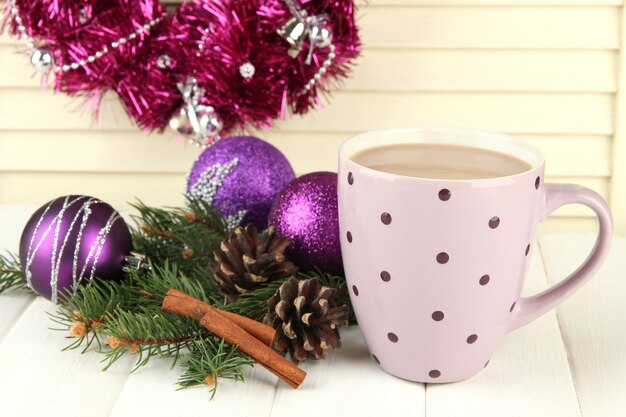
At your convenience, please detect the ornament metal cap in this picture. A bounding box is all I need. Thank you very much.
[123,252,151,272]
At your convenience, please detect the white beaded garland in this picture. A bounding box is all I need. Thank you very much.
[9,0,165,75]
[298,43,336,96]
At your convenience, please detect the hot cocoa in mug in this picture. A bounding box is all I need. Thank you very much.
[338,127,612,383]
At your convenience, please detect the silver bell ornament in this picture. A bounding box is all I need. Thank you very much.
[169,77,223,147]
[277,7,334,65]
[30,49,54,73]
[169,108,195,138]
[169,105,222,147]
[310,24,332,48]
[276,16,307,58]
[305,18,332,64]
[195,105,223,136]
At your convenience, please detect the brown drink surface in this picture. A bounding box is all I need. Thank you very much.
[352,143,532,180]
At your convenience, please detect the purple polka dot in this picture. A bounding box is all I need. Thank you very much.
[525,243,530,256]
[352,285,359,296]
[381,212,392,225]
[429,370,441,378]
[436,252,449,264]
[438,189,451,201]
[380,271,391,282]
[489,216,500,229]
[387,332,398,343]
[479,274,490,286]
[510,301,516,312]
[348,172,354,185]
[535,176,540,190]
[347,231,353,243]
[372,354,380,365]
[432,311,445,321]
[467,334,478,344]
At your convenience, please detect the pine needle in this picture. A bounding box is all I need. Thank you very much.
[178,338,254,399]
[100,307,200,372]
[0,252,33,295]
[223,278,289,321]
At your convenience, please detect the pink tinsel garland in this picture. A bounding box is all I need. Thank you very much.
[1,0,360,142]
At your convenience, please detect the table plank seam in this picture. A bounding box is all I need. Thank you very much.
[267,369,282,417]
[537,241,585,417]
[0,294,35,344]
[0,296,39,341]
[106,360,135,417]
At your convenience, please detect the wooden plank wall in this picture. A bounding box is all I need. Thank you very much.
[0,0,623,234]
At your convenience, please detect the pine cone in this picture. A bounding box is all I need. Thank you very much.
[213,224,297,302]
[264,277,350,363]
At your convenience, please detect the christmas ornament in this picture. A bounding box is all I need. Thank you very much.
[264,276,349,362]
[276,3,331,64]
[269,0,361,113]
[2,0,361,146]
[18,195,132,303]
[156,54,172,69]
[268,172,342,274]
[4,0,165,97]
[238,62,256,80]
[29,48,53,72]
[213,224,298,302]
[186,136,296,230]
[168,77,223,147]
[159,0,289,142]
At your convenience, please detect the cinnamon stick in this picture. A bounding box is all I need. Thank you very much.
[165,288,276,346]
[162,291,306,389]
[199,305,305,389]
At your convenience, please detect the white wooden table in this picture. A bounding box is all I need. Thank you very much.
[1,205,625,417]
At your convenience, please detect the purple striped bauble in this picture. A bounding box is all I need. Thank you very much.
[18,195,132,303]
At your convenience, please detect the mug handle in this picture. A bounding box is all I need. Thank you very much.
[508,183,612,332]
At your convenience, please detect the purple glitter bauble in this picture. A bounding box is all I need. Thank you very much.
[186,136,296,230]
[268,172,343,274]
[18,196,132,304]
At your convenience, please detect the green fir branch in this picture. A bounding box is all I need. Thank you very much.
[125,260,221,307]
[0,252,33,295]
[49,279,137,352]
[100,307,201,372]
[178,338,254,399]
[130,196,227,282]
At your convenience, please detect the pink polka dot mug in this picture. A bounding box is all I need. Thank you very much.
[338,127,612,383]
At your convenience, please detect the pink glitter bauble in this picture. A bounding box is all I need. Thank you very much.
[268,171,343,274]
